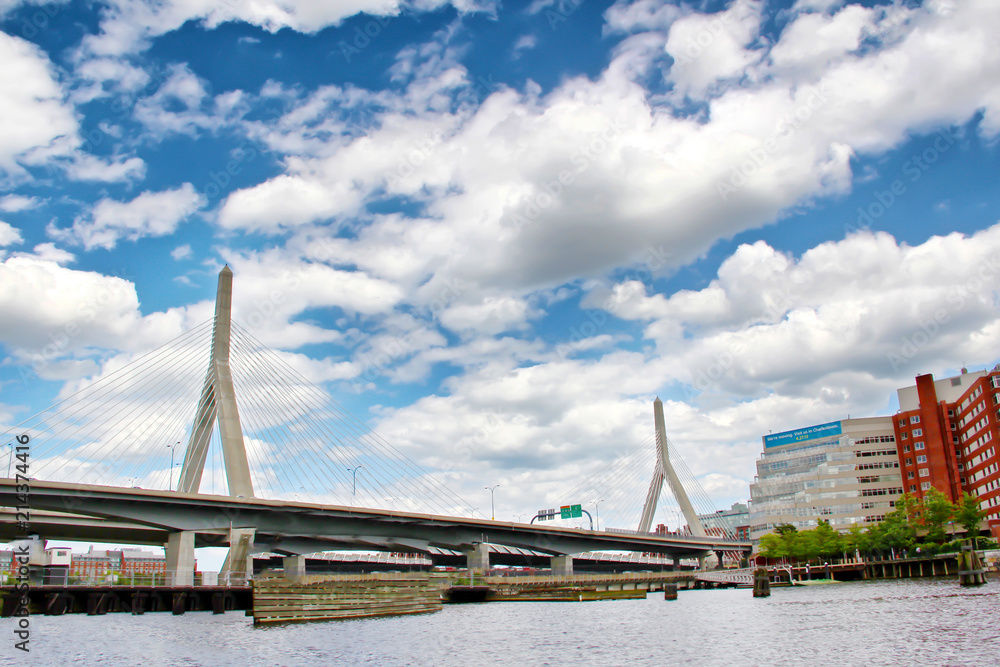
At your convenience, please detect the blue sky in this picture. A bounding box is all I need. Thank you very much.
[2,0,1000,539]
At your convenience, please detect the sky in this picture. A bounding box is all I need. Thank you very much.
[2,0,1000,557]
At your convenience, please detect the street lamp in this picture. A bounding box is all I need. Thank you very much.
[5,443,12,478]
[167,442,179,491]
[514,513,526,523]
[485,484,500,520]
[590,499,604,531]
[347,466,363,498]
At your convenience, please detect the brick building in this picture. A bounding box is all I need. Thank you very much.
[893,366,1000,539]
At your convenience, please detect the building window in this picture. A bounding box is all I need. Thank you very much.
[919,468,930,477]
[906,458,913,465]
[916,455,927,463]
[913,428,923,436]
[909,484,917,492]
[907,471,915,479]
[914,441,925,450]
[910,415,921,424]
[948,409,955,417]
[898,419,906,427]
[901,432,909,440]
[920,482,931,491]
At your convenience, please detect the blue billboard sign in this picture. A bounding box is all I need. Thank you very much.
[763,421,842,448]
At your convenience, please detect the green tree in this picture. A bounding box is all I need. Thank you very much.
[871,497,917,555]
[813,519,845,560]
[920,488,954,545]
[758,533,787,560]
[844,522,870,557]
[954,492,986,547]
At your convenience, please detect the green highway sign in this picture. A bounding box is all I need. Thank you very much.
[560,504,583,519]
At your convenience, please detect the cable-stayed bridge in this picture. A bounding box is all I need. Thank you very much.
[1,268,749,583]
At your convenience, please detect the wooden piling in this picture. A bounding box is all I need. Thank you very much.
[958,541,986,587]
[664,583,678,600]
[753,567,770,598]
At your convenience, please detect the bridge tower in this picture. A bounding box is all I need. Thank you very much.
[637,398,707,537]
[176,265,254,497]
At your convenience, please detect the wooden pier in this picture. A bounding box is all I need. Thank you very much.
[0,584,251,617]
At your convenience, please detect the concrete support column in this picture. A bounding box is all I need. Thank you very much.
[165,531,196,587]
[672,556,681,571]
[283,555,307,579]
[464,543,490,574]
[220,527,255,584]
[550,555,574,577]
[715,551,725,570]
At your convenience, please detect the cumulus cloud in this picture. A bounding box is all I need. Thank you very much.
[50,184,205,250]
[0,221,22,246]
[0,31,78,177]
[213,0,1000,320]
[74,0,495,58]
[0,256,196,366]
[0,194,40,212]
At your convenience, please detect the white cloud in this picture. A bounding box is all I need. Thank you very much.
[50,184,205,250]
[171,244,192,260]
[0,31,78,177]
[0,194,40,212]
[0,221,22,246]
[14,242,75,265]
[595,225,1000,399]
[74,0,495,58]
[663,0,764,98]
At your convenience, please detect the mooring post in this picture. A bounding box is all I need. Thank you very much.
[958,541,986,587]
[753,567,770,598]
[664,583,678,600]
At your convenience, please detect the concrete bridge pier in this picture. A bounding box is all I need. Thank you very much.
[715,551,725,569]
[464,543,489,574]
[550,555,574,576]
[283,555,307,579]
[165,531,195,586]
[672,556,681,571]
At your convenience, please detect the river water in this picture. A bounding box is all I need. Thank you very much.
[2,578,998,666]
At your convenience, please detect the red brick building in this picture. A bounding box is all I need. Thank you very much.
[893,366,1000,539]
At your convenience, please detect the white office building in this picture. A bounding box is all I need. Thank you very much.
[749,417,901,540]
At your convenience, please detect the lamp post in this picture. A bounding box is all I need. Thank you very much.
[5,443,12,478]
[514,513,526,523]
[167,442,179,491]
[485,484,500,520]
[347,466,363,498]
[590,499,604,531]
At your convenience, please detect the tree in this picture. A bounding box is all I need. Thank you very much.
[758,533,787,560]
[871,499,917,554]
[920,488,954,545]
[954,492,986,547]
[844,522,870,557]
[813,520,845,560]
